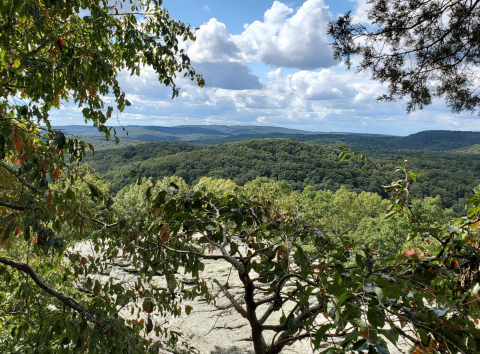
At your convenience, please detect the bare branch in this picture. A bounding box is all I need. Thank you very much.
[213,279,248,319]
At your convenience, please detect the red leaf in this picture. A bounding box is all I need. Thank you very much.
[450,259,459,270]
[12,133,22,151]
[403,249,418,257]
[56,37,63,51]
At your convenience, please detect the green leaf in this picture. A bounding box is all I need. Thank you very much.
[146,318,153,333]
[376,343,390,354]
[338,292,355,307]
[338,151,349,161]
[418,327,429,345]
[467,205,480,218]
[352,338,370,351]
[367,307,385,328]
[287,317,299,334]
[66,188,75,200]
[378,329,398,347]
[55,131,66,149]
[93,280,101,296]
[314,324,335,348]
[373,286,384,301]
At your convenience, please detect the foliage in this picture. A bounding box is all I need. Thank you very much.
[131,166,480,354]
[87,138,480,213]
[328,0,480,114]
[84,141,201,174]
[0,166,193,353]
[0,0,204,352]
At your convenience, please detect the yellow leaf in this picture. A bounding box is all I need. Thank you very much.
[159,224,170,243]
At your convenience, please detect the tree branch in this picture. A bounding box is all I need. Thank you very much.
[0,160,43,194]
[213,279,247,318]
[155,242,243,260]
[0,256,105,328]
[0,200,28,211]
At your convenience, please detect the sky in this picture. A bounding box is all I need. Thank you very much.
[52,0,480,135]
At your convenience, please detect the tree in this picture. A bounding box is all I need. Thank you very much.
[328,0,480,114]
[142,168,480,354]
[0,0,204,352]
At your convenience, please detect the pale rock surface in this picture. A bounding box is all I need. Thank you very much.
[71,242,410,354]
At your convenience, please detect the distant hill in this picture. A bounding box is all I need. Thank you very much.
[397,130,480,150]
[57,125,317,143]
[450,143,480,155]
[96,139,383,193]
[83,141,201,174]
[296,130,480,153]
[58,125,480,153]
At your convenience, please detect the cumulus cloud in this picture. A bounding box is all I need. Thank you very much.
[193,62,263,90]
[234,0,336,69]
[289,70,357,100]
[188,19,241,63]
[50,62,478,134]
[187,0,336,70]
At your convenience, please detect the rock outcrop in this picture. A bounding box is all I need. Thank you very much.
[71,242,409,354]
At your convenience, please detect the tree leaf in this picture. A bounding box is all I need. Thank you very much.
[314,324,334,348]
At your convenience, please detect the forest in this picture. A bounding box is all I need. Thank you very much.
[82,136,480,214]
[2,1,480,354]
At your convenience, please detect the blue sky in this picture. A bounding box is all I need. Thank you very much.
[163,0,354,33]
[53,0,480,135]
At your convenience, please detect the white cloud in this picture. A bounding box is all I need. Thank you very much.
[349,0,372,24]
[187,19,241,63]
[50,62,479,134]
[289,70,357,100]
[187,0,336,70]
[203,5,211,12]
[234,0,336,69]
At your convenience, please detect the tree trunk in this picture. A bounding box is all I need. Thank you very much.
[245,280,267,354]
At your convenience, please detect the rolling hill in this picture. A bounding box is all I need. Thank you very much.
[60,125,480,153]
[83,138,480,214]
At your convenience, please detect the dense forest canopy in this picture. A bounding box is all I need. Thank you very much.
[82,137,480,214]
